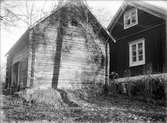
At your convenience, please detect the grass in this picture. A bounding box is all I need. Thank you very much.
[1,88,167,122]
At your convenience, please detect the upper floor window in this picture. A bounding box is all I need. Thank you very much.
[124,8,138,29]
[129,38,145,67]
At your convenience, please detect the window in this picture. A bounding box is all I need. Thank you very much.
[124,8,138,29]
[129,38,145,67]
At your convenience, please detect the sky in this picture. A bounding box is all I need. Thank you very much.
[1,0,167,64]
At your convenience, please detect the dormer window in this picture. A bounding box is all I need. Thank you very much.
[124,8,138,29]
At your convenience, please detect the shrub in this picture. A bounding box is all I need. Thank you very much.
[107,74,167,105]
[68,82,104,101]
[151,78,166,100]
[130,80,146,97]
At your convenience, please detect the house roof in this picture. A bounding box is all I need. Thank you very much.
[107,0,167,31]
[6,0,115,55]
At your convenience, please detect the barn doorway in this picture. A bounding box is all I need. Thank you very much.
[12,62,20,91]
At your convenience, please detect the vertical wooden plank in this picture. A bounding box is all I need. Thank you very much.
[105,40,110,87]
[105,42,108,87]
[104,40,109,94]
[27,30,33,88]
[107,42,110,85]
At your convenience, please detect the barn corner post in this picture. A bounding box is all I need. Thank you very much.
[26,28,35,90]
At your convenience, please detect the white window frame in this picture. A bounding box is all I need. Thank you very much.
[129,38,145,67]
[124,8,138,29]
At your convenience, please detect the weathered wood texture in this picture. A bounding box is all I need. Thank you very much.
[6,1,110,91]
[58,26,105,89]
[5,29,30,92]
[31,20,58,89]
[6,45,29,91]
[30,15,106,89]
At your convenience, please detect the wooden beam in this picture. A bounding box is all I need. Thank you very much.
[105,41,110,87]
[107,42,110,85]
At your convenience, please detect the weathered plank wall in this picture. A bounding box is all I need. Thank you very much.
[6,29,30,92]
[58,26,105,89]
[6,46,29,90]
[13,47,29,88]
[32,20,58,89]
[31,15,105,89]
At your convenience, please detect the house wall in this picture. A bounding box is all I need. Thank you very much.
[30,13,106,90]
[109,6,166,77]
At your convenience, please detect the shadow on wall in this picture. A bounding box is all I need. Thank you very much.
[51,17,64,89]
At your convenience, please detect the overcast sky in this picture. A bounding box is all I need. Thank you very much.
[1,0,167,63]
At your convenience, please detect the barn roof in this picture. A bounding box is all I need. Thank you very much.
[107,0,167,31]
[6,0,115,55]
[6,29,30,56]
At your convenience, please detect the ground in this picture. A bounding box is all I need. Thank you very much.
[0,90,166,123]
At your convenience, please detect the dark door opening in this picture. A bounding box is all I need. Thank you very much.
[12,62,20,91]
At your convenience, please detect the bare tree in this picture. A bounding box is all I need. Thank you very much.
[0,0,56,28]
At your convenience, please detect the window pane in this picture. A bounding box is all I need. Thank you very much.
[138,43,143,49]
[125,19,131,25]
[131,16,136,24]
[139,55,143,61]
[132,44,137,62]
[132,45,136,51]
[133,56,137,62]
[132,51,136,56]
[138,50,143,55]
[138,42,143,61]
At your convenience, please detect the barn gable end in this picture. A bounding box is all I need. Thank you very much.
[5,0,114,92]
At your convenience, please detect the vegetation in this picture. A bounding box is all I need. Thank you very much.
[107,74,167,106]
[2,87,166,122]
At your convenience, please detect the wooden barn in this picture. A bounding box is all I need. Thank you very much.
[108,1,167,78]
[5,0,114,92]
